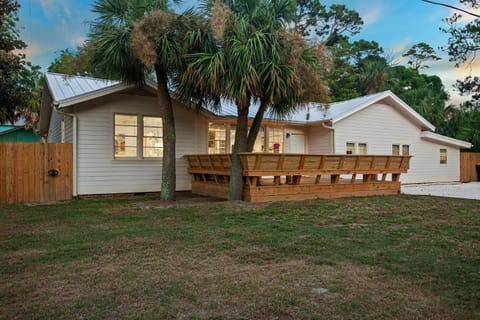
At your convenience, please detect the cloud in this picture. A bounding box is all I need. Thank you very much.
[452,59,480,77]
[424,57,480,104]
[35,0,72,21]
[30,0,89,49]
[392,38,410,54]
[19,43,45,58]
[69,34,87,47]
[384,39,410,65]
[449,7,480,23]
[356,1,384,27]
[431,55,480,79]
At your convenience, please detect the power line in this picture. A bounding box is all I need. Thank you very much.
[421,0,480,18]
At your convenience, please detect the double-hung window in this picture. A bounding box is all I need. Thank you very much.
[208,123,227,154]
[114,114,138,158]
[392,144,410,167]
[346,142,355,155]
[114,114,163,159]
[143,116,163,158]
[402,145,410,168]
[346,142,367,155]
[440,149,447,164]
[358,143,367,155]
[392,144,400,156]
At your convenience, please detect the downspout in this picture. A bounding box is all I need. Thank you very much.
[322,121,335,154]
[53,105,78,197]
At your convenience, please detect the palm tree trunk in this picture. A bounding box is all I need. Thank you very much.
[247,100,268,152]
[155,65,176,201]
[229,100,249,200]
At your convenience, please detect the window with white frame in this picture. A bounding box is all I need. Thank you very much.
[392,144,400,156]
[440,148,447,164]
[114,114,138,158]
[346,142,355,155]
[214,125,267,153]
[114,114,163,159]
[402,144,410,169]
[143,116,163,158]
[358,143,367,155]
[208,123,227,154]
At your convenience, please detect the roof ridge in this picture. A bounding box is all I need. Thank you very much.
[329,90,390,106]
[45,72,119,83]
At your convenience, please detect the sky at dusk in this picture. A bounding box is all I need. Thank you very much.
[16,0,480,104]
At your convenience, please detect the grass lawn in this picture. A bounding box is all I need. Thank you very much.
[1,194,479,319]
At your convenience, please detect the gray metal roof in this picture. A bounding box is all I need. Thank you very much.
[43,73,435,130]
[209,91,433,130]
[211,92,391,123]
[45,72,121,103]
[289,91,392,123]
[203,98,288,120]
[206,99,329,122]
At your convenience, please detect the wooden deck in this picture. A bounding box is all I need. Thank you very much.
[185,153,411,202]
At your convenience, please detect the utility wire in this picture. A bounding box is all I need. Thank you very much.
[421,0,480,18]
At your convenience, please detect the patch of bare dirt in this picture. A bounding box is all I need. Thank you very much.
[0,221,65,236]
[131,196,269,212]
[132,195,224,210]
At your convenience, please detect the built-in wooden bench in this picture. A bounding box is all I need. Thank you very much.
[185,153,411,202]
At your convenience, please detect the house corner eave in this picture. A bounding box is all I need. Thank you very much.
[420,131,472,149]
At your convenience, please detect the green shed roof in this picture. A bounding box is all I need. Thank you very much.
[0,125,16,134]
[0,126,39,142]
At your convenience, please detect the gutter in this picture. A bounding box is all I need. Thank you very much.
[322,122,335,154]
[53,105,78,197]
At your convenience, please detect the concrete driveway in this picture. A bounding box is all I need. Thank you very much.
[401,182,480,200]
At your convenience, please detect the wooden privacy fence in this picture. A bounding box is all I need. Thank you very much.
[186,153,411,202]
[0,143,73,204]
[460,152,480,182]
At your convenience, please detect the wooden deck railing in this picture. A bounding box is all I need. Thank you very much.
[185,153,412,202]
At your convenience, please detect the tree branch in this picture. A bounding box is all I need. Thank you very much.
[421,0,480,18]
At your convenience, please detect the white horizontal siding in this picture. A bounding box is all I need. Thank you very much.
[75,92,207,195]
[47,109,74,143]
[64,115,73,143]
[400,142,460,183]
[333,102,461,183]
[47,110,62,143]
[306,124,332,154]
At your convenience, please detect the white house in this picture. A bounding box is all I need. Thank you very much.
[39,73,471,197]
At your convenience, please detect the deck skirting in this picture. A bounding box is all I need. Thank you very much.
[244,181,400,202]
[192,180,400,202]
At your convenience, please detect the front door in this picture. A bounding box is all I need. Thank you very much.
[289,133,305,153]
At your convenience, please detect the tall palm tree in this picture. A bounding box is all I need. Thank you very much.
[246,31,330,152]
[88,0,184,201]
[180,0,329,200]
[359,59,390,94]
